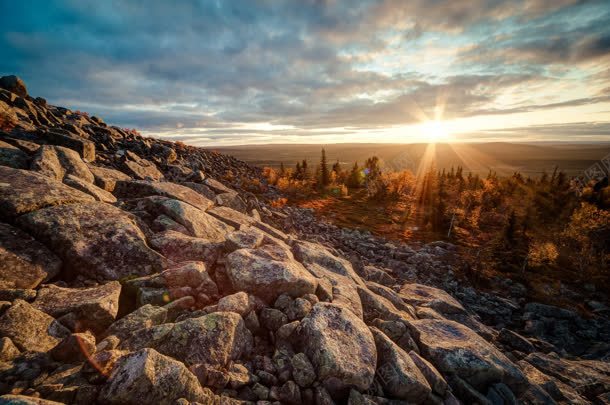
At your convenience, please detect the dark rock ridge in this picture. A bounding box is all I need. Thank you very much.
[0,75,608,404]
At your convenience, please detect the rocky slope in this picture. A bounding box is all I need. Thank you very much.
[0,75,608,405]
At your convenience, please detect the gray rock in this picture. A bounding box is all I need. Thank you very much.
[0,140,28,169]
[0,222,61,289]
[370,327,431,402]
[18,202,167,281]
[114,180,214,212]
[88,165,131,192]
[63,174,117,203]
[295,303,376,395]
[31,145,94,183]
[99,348,210,404]
[226,244,318,303]
[0,299,69,352]
[0,166,94,220]
[149,230,222,267]
[33,282,121,334]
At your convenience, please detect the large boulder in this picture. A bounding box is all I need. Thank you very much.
[400,283,465,315]
[295,303,376,396]
[0,166,94,220]
[140,196,232,241]
[149,230,222,267]
[88,165,131,192]
[17,202,167,281]
[44,130,95,162]
[357,286,414,324]
[293,240,364,285]
[0,140,28,169]
[120,151,163,181]
[30,145,94,183]
[103,304,167,340]
[0,222,61,289]
[0,75,28,97]
[155,311,252,367]
[0,396,64,405]
[63,174,117,203]
[369,327,431,402]
[409,319,527,394]
[99,348,210,404]
[33,282,121,334]
[0,299,69,352]
[225,244,318,302]
[114,180,214,211]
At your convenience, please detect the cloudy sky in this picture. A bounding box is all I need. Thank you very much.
[1,0,609,145]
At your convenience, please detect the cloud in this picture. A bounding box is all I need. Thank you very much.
[0,0,609,143]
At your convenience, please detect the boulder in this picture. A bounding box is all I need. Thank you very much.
[99,348,210,404]
[518,358,589,403]
[141,197,232,241]
[0,166,94,220]
[31,145,94,183]
[225,244,318,302]
[409,319,527,394]
[44,130,95,162]
[0,337,20,362]
[409,351,448,396]
[155,311,253,367]
[0,140,28,169]
[113,180,214,212]
[0,299,69,352]
[292,352,316,387]
[217,292,252,316]
[0,222,61,289]
[369,327,431,402]
[0,75,28,97]
[293,240,364,285]
[63,174,117,203]
[103,304,167,340]
[18,202,167,281]
[215,192,247,213]
[524,352,610,399]
[295,303,376,395]
[33,282,121,334]
[224,227,265,252]
[88,165,131,192]
[149,230,222,267]
[357,286,413,324]
[50,331,96,363]
[400,283,465,315]
[121,151,163,181]
[181,181,217,200]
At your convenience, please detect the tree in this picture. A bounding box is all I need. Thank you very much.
[279,162,286,177]
[320,148,330,187]
[347,162,363,188]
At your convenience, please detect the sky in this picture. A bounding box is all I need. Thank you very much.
[1,0,610,146]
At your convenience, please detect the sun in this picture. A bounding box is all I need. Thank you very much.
[421,120,451,143]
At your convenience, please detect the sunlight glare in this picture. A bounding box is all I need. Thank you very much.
[421,120,451,143]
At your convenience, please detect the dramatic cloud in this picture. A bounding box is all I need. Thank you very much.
[1,0,609,144]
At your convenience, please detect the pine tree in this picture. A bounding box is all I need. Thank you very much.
[294,162,302,180]
[302,160,309,180]
[279,162,285,177]
[320,149,330,187]
[347,162,362,188]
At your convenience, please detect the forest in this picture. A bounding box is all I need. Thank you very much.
[262,149,610,300]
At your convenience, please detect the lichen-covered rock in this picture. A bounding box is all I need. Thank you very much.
[217,292,252,316]
[45,129,96,162]
[63,174,117,203]
[155,311,253,367]
[225,244,318,302]
[410,319,527,394]
[0,166,94,220]
[224,227,265,252]
[31,145,94,183]
[370,327,431,402]
[121,151,163,180]
[292,352,316,387]
[18,202,167,281]
[357,286,413,324]
[409,351,448,396]
[33,282,121,333]
[99,348,209,404]
[88,164,131,192]
[0,140,28,169]
[0,222,61,289]
[143,197,232,241]
[149,230,222,267]
[0,337,20,362]
[50,331,96,363]
[295,303,376,396]
[215,192,248,213]
[114,180,214,212]
[103,304,167,340]
[400,283,465,315]
[293,240,364,286]
[0,299,69,352]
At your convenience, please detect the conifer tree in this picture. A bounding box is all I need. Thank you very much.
[320,149,330,187]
